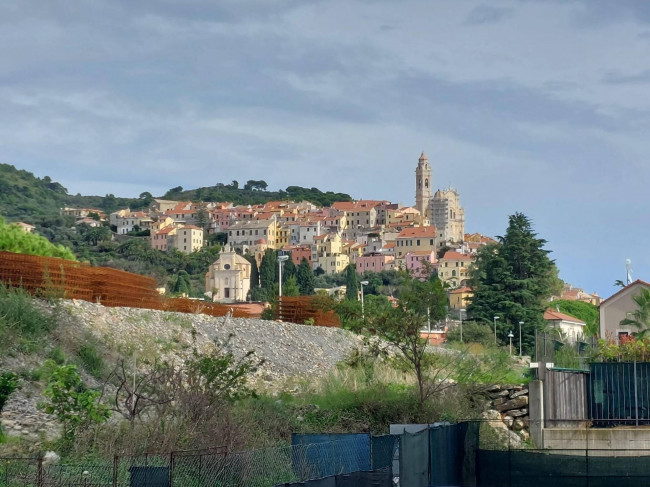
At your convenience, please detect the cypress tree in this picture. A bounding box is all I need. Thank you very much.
[296,258,315,295]
[259,249,278,296]
[345,264,358,301]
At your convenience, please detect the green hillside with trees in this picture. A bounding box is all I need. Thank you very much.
[0,164,353,222]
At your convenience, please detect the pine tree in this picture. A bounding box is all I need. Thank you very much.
[296,258,315,295]
[345,264,358,301]
[468,212,561,352]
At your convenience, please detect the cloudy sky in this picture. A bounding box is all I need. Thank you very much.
[2,0,650,298]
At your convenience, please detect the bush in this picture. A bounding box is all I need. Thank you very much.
[446,321,494,347]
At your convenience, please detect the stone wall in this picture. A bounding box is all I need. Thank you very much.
[482,384,530,446]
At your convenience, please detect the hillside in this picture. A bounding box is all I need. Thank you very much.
[1,298,368,443]
[0,164,353,222]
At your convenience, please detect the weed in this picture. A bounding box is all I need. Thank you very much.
[78,344,105,378]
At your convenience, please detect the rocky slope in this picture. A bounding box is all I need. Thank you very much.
[1,299,369,445]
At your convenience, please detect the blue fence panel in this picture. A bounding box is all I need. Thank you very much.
[292,433,371,479]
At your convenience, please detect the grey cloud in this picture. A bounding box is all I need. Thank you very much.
[602,69,650,84]
[464,5,513,25]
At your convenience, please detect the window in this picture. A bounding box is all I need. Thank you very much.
[417,240,420,246]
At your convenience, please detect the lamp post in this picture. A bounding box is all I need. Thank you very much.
[277,255,289,297]
[508,331,514,355]
[460,308,466,343]
[518,321,524,356]
[493,316,500,344]
[360,280,369,320]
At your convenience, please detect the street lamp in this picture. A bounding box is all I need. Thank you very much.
[360,280,369,320]
[518,321,524,356]
[493,316,500,344]
[278,255,289,297]
[508,330,514,355]
[459,308,466,343]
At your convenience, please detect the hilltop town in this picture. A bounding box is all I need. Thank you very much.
[55,153,486,300]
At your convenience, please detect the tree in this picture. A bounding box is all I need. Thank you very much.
[296,258,315,295]
[195,207,210,233]
[549,299,600,337]
[283,275,300,297]
[42,362,110,445]
[171,270,192,295]
[345,264,358,300]
[619,288,650,339]
[259,249,278,298]
[468,213,561,353]
[283,257,296,283]
[374,274,448,404]
[106,359,178,425]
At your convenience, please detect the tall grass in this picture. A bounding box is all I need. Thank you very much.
[0,284,54,351]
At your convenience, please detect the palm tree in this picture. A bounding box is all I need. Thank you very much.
[619,288,650,338]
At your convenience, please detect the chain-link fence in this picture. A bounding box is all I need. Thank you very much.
[0,436,397,486]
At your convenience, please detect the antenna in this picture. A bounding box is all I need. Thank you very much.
[626,258,633,285]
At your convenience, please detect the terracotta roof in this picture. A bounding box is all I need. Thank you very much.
[179,225,202,231]
[407,250,435,256]
[441,251,473,261]
[397,226,437,238]
[156,227,176,235]
[383,243,396,248]
[450,286,473,294]
[544,309,586,324]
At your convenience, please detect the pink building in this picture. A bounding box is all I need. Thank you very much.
[405,250,437,279]
[285,245,312,267]
[355,253,395,274]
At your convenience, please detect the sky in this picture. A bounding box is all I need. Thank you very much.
[2,0,650,299]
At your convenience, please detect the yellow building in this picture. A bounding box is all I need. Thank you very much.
[172,226,204,254]
[449,287,473,310]
[228,218,278,250]
[319,254,350,275]
[395,226,438,261]
[438,251,473,288]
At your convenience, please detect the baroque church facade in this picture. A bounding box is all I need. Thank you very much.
[414,152,465,244]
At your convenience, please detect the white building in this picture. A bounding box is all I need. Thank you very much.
[205,245,252,303]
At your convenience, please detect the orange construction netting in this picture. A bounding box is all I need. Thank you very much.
[0,251,254,318]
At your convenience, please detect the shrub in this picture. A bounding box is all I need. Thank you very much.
[446,321,494,347]
[0,284,54,350]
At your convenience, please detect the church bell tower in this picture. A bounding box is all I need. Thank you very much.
[415,151,431,219]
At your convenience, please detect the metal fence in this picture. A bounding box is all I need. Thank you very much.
[0,436,397,487]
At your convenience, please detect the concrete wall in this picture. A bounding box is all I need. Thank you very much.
[543,427,650,456]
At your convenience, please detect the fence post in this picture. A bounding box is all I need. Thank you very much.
[634,359,640,427]
[37,456,43,487]
[169,451,174,487]
[113,455,118,487]
[585,424,590,487]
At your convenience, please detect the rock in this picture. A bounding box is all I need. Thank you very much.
[519,430,530,442]
[489,390,510,399]
[513,419,525,431]
[503,416,514,428]
[485,385,501,393]
[496,396,528,413]
[509,409,528,418]
[482,410,501,422]
[510,389,528,399]
[492,397,507,406]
